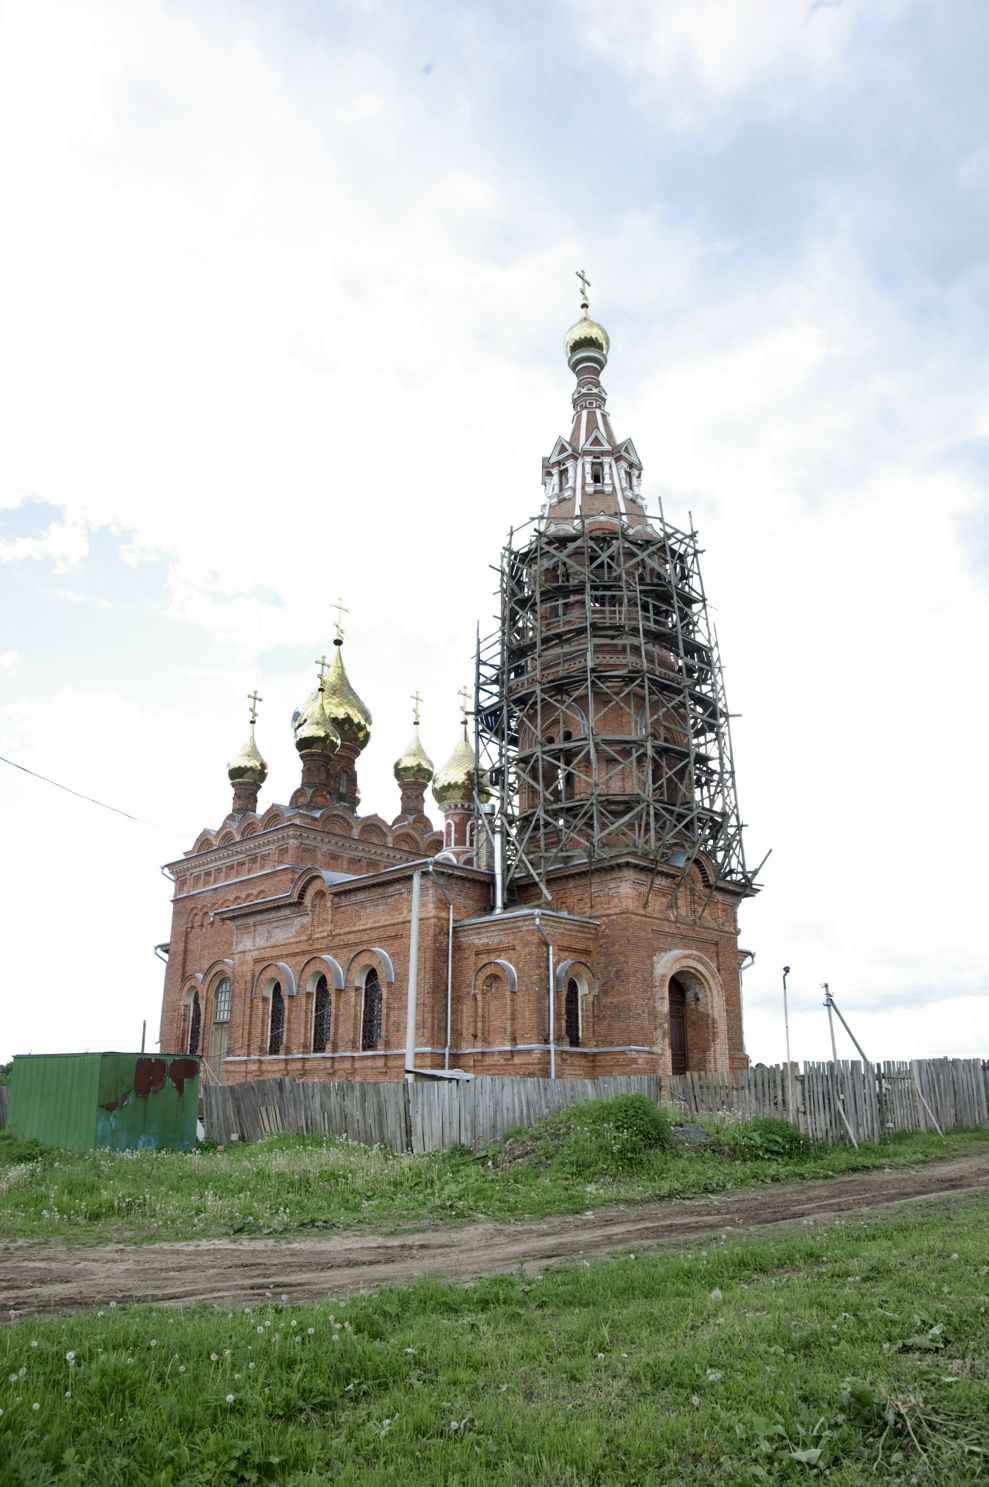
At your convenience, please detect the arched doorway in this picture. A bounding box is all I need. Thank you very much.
[668,976,688,1075]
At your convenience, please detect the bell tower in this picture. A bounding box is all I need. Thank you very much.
[477,276,752,897]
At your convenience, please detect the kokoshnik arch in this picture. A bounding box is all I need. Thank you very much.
[159,282,760,1084]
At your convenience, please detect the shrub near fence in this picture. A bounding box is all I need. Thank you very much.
[202,1058,989,1154]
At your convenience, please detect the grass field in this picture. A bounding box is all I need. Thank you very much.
[1,1189,987,1484]
[1,1100,987,1246]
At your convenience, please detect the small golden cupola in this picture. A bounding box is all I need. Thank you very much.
[393,690,434,824]
[565,267,610,363]
[290,660,340,808]
[432,688,488,865]
[316,600,372,810]
[227,689,268,816]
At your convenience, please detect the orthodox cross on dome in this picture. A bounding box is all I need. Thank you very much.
[576,267,591,312]
[458,684,470,730]
[314,654,330,684]
[247,689,263,724]
[331,596,349,641]
[411,690,423,726]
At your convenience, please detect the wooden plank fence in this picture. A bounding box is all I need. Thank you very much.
[203,1059,989,1154]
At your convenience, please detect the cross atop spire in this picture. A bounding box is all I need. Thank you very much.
[247,689,263,725]
[315,654,330,685]
[458,684,470,732]
[411,689,423,726]
[332,597,349,641]
[576,267,591,314]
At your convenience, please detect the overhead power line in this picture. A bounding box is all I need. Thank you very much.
[0,752,190,839]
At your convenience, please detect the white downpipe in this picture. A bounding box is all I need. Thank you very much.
[534,912,556,1080]
[493,821,504,914]
[428,866,456,1072]
[405,868,422,1081]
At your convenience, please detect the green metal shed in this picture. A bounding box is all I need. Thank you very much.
[6,1053,200,1152]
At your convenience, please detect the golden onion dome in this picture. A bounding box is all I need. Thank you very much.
[322,639,372,752]
[394,725,434,786]
[432,729,490,807]
[227,723,268,785]
[293,683,341,757]
[565,311,610,361]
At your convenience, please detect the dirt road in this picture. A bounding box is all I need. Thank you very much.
[3,1153,987,1322]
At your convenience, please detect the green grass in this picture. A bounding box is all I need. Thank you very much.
[2,1192,988,1484]
[1,1102,987,1247]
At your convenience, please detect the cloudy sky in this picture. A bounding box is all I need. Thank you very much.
[2,0,987,1067]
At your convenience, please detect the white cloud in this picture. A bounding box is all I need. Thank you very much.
[0,651,17,674]
[0,520,89,570]
[566,0,888,114]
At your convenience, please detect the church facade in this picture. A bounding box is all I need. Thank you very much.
[158,291,756,1084]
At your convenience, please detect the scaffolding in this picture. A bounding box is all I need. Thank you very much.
[475,507,752,899]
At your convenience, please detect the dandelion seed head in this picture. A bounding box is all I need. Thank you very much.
[225,1393,235,1404]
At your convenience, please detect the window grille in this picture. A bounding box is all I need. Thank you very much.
[188,992,202,1055]
[213,978,232,1023]
[565,978,580,1047]
[268,983,285,1055]
[361,969,382,1051]
[313,975,331,1053]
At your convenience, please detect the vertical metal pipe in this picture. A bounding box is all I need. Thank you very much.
[141,1019,147,1054]
[494,820,504,914]
[781,965,795,1126]
[824,984,857,1148]
[534,912,556,1079]
[405,868,422,1081]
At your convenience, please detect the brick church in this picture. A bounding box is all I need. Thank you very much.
[159,284,757,1084]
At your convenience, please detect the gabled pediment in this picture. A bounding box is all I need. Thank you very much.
[579,426,613,454]
[615,437,641,467]
[547,436,574,462]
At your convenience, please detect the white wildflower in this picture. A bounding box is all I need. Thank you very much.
[225,1393,235,1404]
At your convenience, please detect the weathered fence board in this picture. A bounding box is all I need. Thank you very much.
[202,1061,989,1152]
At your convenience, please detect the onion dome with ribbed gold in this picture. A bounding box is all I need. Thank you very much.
[321,637,372,752]
[293,681,341,757]
[565,309,610,362]
[432,726,490,807]
[228,722,268,785]
[394,724,433,787]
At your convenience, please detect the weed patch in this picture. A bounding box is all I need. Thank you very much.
[2,1194,988,1483]
[1,1117,987,1247]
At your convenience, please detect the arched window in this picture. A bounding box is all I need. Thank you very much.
[213,977,232,1024]
[338,769,350,798]
[268,982,285,1056]
[188,991,202,1055]
[361,969,382,1051]
[565,978,580,1047]
[312,974,331,1053]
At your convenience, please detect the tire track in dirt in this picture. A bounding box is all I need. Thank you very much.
[3,1153,987,1322]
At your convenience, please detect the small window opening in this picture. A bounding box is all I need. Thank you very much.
[591,462,603,484]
